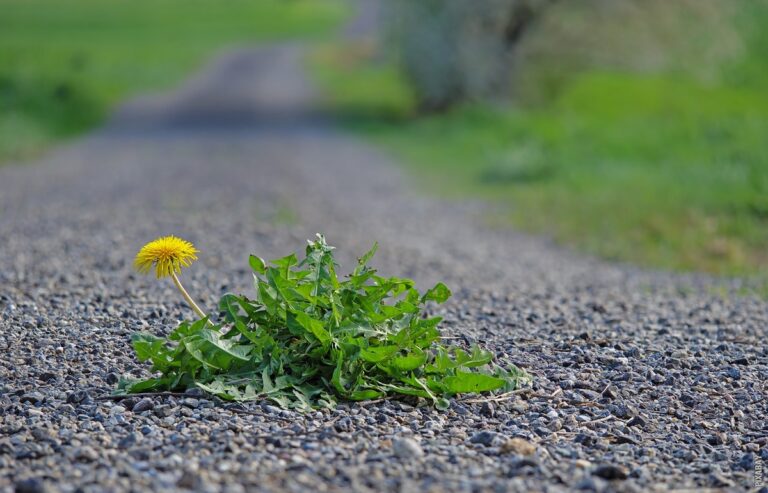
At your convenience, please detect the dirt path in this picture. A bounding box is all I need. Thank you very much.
[0,25,765,493]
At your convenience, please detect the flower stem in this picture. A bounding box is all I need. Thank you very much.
[170,272,208,321]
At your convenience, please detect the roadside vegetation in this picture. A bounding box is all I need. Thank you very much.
[312,0,768,282]
[0,0,347,161]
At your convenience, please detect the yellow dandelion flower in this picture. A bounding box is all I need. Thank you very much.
[135,235,207,320]
[135,235,198,279]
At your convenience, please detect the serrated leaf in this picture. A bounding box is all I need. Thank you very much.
[442,372,507,393]
[359,345,399,363]
[131,333,172,370]
[391,349,426,371]
[195,380,243,401]
[183,328,251,369]
[454,346,494,367]
[198,328,252,361]
[353,242,378,276]
[423,282,452,303]
[272,253,298,275]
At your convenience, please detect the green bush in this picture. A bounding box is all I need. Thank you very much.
[385,0,552,110]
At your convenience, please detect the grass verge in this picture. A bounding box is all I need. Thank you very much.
[0,0,347,162]
[310,40,768,284]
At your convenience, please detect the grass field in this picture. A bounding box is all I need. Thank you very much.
[0,0,347,161]
[311,2,768,282]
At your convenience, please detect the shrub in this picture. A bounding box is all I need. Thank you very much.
[385,0,553,110]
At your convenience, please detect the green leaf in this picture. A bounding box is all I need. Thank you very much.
[266,267,299,308]
[391,349,426,371]
[423,282,452,303]
[360,345,399,363]
[131,333,172,370]
[379,382,430,399]
[272,253,298,275]
[428,346,454,373]
[350,389,384,400]
[121,377,167,393]
[219,294,252,338]
[287,311,331,347]
[331,355,349,395]
[195,380,243,401]
[257,281,278,315]
[435,398,451,410]
[262,368,275,393]
[249,255,266,275]
[454,346,494,367]
[199,328,251,360]
[353,242,378,276]
[442,372,507,394]
[183,328,251,369]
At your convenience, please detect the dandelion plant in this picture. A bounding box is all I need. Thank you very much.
[121,235,530,409]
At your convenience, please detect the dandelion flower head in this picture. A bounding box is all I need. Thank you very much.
[135,235,198,279]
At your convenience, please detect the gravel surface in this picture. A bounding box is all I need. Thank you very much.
[1,20,767,493]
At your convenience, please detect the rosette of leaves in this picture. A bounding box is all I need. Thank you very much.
[121,235,530,410]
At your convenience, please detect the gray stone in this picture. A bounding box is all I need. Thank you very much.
[392,437,424,459]
[469,431,499,446]
[132,398,154,413]
[592,464,628,480]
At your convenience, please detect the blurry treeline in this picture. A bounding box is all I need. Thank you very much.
[312,0,768,277]
[386,0,768,110]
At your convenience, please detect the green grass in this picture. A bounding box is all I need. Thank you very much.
[0,0,347,161]
[310,28,768,282]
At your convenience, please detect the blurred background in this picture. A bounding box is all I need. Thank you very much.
[2,0,767,285]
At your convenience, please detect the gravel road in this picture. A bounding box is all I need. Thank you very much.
[1,21,767,493]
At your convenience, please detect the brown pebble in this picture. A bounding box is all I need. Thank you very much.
[500,438,537,456]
